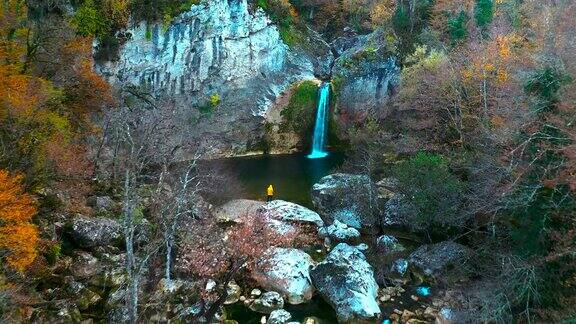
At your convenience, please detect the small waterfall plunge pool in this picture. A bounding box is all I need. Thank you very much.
[209,152,434,323]
[215,152,345,207]
[209,152,344,322]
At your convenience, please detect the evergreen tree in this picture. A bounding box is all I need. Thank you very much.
[474,0,493,29]
[448,10,468,42]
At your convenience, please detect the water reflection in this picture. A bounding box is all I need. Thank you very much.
[219,153,344,207]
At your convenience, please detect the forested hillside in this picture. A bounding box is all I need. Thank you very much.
[0,0,574,323]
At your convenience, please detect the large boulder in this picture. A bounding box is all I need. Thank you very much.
[86,196,116,213]
[409,241,472,276]
[214,199,264,223]
[69,215,123,249]
[267,309,292,324]
[318,219,361,242]
[254,248,315,305]
[259,200,324,227]
[70,251,101,280]
[310,243,380,322]
[217,200,319,236]
[311,173,379,233]
[381,194,416,228]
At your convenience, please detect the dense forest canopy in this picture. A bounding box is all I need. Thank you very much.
[0,0,575,323]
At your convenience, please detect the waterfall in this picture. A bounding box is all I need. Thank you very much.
[307,82,330,159]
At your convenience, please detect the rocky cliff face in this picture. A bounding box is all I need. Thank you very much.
[96,0,322,158]
[95,0,399,158]
[331,30,400,132]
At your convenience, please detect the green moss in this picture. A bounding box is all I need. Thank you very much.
[338,45,382,74]
[256,0,268,10]
[45,243,61,266]
[209,93,221,107]
[279,25,306,47]
[280,81,318,139]
[145,24,152,41]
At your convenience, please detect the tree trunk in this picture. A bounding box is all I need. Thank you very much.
[482,69,489,121]
[202,260,244,323]
[165,237,173,284]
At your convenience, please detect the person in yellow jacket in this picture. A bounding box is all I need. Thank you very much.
[267,185,274,202]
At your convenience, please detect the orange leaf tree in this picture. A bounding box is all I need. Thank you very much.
[0,169,38,272]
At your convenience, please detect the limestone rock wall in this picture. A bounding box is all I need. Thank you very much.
[96,0,318,158]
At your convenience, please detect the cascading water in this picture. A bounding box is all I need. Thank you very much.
[307,82,330,159]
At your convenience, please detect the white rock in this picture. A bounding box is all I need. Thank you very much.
[437,307,454,323]
[310,243,380,322]
[311,173,379,233]
[267,309,292,324]
[318,219,361,241]
[259,200,324,227]
[205,279,216,292]
[376,235,405,253]
[356,243,369,251]
[95,0,320,158]
[392,259,409,276]
[254,248,315,304]
[214,199,264,223]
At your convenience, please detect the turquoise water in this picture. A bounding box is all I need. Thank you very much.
[220,153,344,207]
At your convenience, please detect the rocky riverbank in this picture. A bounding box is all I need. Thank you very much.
[33,171,485,323]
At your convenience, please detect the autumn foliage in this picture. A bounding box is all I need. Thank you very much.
[0,170,38,272]
[1,0,111,187]
[176,213,301,279]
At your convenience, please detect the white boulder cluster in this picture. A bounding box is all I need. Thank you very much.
[210,173,466,323]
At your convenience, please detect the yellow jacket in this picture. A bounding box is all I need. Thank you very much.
[267,185,274,196]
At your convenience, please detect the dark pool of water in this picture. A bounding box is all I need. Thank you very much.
[220,153,344,208]
[226,296,338,323]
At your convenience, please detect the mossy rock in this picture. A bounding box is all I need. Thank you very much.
[280,81,319,142]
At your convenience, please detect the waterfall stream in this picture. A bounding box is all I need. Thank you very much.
[307,82,330,159]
